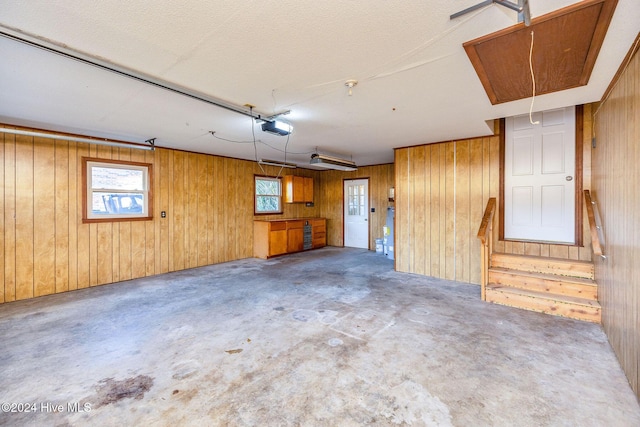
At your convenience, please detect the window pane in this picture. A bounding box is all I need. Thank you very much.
[92,192,145,215]
[256,196,279,212]
[256,178,280,195]
[92,167,144,190]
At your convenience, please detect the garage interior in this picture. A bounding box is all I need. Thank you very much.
[2,248,638,425]
[1,1,640,425]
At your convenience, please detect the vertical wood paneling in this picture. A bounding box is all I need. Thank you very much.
[130,149,147,279]
[146,149,157,277]
[469,139,484,285]
[0,133,5,302]
[4,132,16,302]
[430,145,441,277]
[197,154,209,267]
[96,146,113,286]
[444,143,455,280]
[55,141,70,293]
[412,146,426,275]
[158,148,170,273]
[206,157,215,265]
[592,44,640,400]
[15,135,34,300]
[396,151,410,272]
[187,153,198,268]
[172,150,185,270]
[213,156,225,265]
[423,147,432,276]
[68,141,78,291]
[76,143,90,289]
[1,131,279,304]
[33,137,56,297]
[455,140,470,283]
[395,133,501,285]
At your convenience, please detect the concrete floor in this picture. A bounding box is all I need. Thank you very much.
[0,247,638,426]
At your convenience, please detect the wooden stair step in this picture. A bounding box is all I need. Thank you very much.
[491,253,594,279]
[488,267,598,300]
[486,285,601,323]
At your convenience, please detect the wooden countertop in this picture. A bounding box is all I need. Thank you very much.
[254,217,325,222]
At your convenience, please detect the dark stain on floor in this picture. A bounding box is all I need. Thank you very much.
[94,375,154,407]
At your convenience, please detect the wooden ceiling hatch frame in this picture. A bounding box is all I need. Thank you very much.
[463,0,618,105]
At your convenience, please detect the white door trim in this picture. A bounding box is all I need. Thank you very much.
[343,178,369,249]
[502,106,579,244]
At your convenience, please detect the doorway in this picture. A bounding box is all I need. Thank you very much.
[344,178,369,249]
[504,106,576,244]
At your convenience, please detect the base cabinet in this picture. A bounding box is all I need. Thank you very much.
[254,218,326,259]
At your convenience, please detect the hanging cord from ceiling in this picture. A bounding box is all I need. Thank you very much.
[250,107,266,174]
[528,30,540,125]
[275,132,291,179]
[209,131,313,155]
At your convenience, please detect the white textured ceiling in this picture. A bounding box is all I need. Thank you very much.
[0,0,638,167]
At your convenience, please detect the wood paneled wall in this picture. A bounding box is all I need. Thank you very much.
[317,165,395,249]
[395,109,595,284]
[592,43,640,400]
[0,128,321,303]
[395,136,500,284]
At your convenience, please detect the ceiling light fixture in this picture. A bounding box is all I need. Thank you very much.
[261,120,293,136]
[345,79,358,96]
[310,153,357,171]
[258,159,297,169]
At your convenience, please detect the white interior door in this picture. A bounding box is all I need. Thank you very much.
[344,179,369,248]
[505,106,576,244]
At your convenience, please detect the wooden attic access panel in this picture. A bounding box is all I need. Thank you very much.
[463,0,617,105]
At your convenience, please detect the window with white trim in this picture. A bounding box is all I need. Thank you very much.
[255,176,282,214]
[83,158,152,222]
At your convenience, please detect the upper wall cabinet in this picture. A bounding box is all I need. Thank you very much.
[283,175,313,203]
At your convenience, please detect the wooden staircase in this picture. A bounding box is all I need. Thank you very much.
[485,253,601,323]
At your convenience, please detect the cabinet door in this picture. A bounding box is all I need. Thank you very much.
[303,177,313,202]
[269,230,288,256]
[287,228,304,252]
[292,176,304,202]
[282,176,294,203]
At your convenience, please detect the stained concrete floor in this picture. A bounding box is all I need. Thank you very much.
[0,247,639,426]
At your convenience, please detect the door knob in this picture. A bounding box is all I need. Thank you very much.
[566,176,573,181]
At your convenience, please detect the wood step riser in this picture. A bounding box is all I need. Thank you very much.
[488,270,597,300]
[491,255,594,279]
[486,289,601,323]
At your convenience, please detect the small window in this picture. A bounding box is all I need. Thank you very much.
[255,176,282,214]
[83,158,152,222]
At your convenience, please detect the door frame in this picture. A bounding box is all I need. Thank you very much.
[499,105,583,246]
[342,177,370,249]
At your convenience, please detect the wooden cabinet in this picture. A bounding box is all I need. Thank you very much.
[254,221,287,258]
[311,219,326,248]
[287,220,304,253]
[283,175,313,203]
[254,218,325,259]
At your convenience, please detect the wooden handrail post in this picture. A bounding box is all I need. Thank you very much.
[584,190,604,258]
[477,198,496,301]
